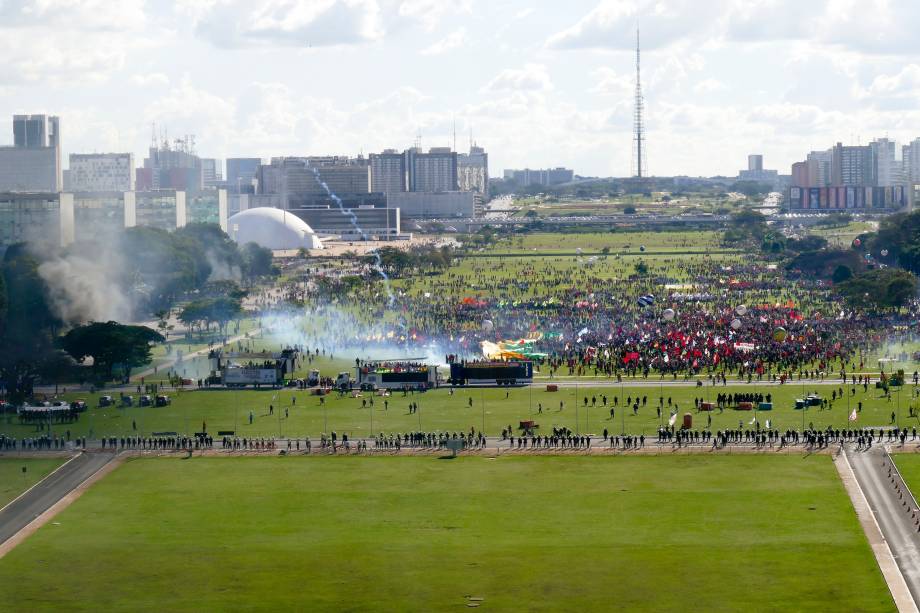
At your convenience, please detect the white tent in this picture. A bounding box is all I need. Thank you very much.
[229,207,323,250]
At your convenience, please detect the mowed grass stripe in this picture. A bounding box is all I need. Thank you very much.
[0,456,892,612]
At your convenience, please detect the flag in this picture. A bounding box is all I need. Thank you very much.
[849,409,857,422]
[766,419,772,429]
[749,415,757,425]
[668,412,677,427]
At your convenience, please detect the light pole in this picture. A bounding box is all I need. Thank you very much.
[575,382,579,435]
[480,387,485,434]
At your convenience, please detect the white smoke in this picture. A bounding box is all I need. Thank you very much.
[206,249,242,282]
[37,251,131,324]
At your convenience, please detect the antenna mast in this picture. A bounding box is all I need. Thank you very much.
[633,27,647,179]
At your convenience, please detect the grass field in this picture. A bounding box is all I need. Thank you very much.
[7,380,919,441]
[0,458,65,508]
[892,454,920,500]
[0,456,891,612]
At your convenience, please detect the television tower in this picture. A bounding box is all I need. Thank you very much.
[632,27,647,179]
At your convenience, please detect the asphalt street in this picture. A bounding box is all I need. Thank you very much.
[0,452,115,547]
[847,446,920,608]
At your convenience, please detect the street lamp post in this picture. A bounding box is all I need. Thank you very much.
[480,387,485,434]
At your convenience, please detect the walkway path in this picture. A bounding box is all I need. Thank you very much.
[841,446,920,612]
[0,452,117,557]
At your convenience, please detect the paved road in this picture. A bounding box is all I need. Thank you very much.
[847,446,920,608]
[0,452,115,546]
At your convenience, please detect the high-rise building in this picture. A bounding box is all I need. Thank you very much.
[789,138,910,211]
[256,157,370,209]
[0,114,62,192]
[458,145,490,199]
[748,155,763,172]
[871,138,903,187]
[13,114,59,149]
[369,150,407,194]
[68,153,135,192]
[408,147,458,192]
[903,139,920,185]
[200,158,223,188]
[142,136,203,192]
[832,143,874,186]
[805,150,833,188]
[226,158,261,193]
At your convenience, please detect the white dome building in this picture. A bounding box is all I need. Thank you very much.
[229,207,323,250]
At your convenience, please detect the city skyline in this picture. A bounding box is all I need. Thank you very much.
[2,0,920,177]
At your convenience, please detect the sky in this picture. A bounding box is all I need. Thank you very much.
[2,0,920,178]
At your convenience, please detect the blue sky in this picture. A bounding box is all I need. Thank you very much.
[2,0,919,177]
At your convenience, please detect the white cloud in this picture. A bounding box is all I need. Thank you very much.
[588,67,633,97]
[193,0,384,48]
[693,78,726,94]
[397,0,473,31]
[131,73,170,87]
[484,64,554,93]
[421,28,466,55]
[0,0,147,30]
[0,0,154,84]
[546,0,722,51]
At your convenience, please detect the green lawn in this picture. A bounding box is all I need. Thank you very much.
[892,454,920,500]
[0,458,65,508]
[5,380,916,441]
[0,456,891,612]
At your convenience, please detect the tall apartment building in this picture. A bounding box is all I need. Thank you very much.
[408,147,458,192]
[369,150,407,194]
[805,150,833,187]
[68,153,135,191]
[903,139,920,185]
[832,143,875,186]
[789,139,910,210]
[747,155,763,172]
[458,145,489,199]
[871,138,903,187]
[0,114,62,192]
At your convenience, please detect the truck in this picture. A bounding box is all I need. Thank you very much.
[335,372,352,392]
[354,361,437,391]
[307,369,320,387]
[448,360,533,386]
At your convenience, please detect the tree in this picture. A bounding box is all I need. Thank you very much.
[241,242,274,282]
[729,180,773,198]
[623,205,637,214]
[0,270,6,335]
[725,209,768,247]
[60,321,164,380]
[864,211,920,273]
[179,300,210,336]
[208,296,243,336]
[368,246,412,276]
[831,265,853,284]
[0,247,61,404]
[838,269,918,310]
